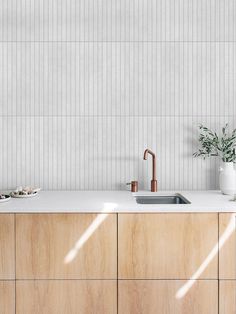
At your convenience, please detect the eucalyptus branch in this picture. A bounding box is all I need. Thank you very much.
[193,124,236,162]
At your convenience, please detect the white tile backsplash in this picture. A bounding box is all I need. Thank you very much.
[1,0,236,42]
[0,42,236,117]
[0,1,235,190]
[0,116,235,190]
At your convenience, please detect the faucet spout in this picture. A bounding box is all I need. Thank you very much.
[143,148,158,192]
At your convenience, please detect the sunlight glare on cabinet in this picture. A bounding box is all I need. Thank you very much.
[64,202,117,264]
[176,214,235,299]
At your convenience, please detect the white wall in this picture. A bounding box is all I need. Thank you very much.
[0,0,235,190]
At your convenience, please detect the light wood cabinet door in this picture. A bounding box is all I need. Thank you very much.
[16,214,117,279]
[16,280,117,314]
[118,213,218,279]
[219,213,236,279]
[0,214,15,279]
[220,281,236,314]
[119,280,218,314]
[0,281,15,314]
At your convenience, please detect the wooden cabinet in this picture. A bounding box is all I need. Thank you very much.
[4,211,234,313]
[219,281,236,314]
[16,280,117,314]
[118,280,218,314]
[219,213,236,279]
[0,281,15,314]
[219,214,236,313]
[16,214,117,279]
[118,213,218,279]
[0,215,15,279]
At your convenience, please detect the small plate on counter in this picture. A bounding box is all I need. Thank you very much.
[10,187,41,198]
[0,194,11,203]
[10,191,39,198]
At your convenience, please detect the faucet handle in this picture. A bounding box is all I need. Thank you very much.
[126,181,138,192]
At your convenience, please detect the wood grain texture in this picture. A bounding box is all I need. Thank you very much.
[0,281,15,314]
[118,213,218,279]
[0,214,15,279]
[219,213,236,279]
[119,280,218,314]
[16,214,117,279]
[16,280,117,314]
[220,281,236,314]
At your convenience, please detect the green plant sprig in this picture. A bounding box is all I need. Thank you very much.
[193,124,236,162]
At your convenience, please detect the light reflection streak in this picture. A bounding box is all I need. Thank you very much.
[64,202,117,264]
[176,214,235,299]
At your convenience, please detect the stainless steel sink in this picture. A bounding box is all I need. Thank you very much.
[134,194,190,204]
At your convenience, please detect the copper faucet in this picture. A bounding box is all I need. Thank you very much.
[143,148,157,192]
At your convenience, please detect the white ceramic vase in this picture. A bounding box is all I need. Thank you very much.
[219,162,236,195]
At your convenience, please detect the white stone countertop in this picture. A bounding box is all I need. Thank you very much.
[0,190,236,213]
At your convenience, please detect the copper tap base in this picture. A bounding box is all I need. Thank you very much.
[131,181,138,192]
[151,180,158,192]
[126,181,138,192]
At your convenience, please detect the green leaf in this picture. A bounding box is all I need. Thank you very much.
[193,123,236,161]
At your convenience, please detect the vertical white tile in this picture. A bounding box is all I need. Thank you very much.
[0,0,235,190]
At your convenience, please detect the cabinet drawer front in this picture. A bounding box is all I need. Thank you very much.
[16,214,117,279]
[119,280,218,314]
[219,213,236,279]
[16,280,117,314]
[0,214,15,279]
[220,281,236,314]
[118,213,218,279]
[0,281,15,314]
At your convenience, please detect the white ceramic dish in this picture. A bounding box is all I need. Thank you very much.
[0,195,11,203]
[10,191,38,198]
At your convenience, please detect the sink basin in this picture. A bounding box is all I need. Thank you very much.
[134,194,190,205]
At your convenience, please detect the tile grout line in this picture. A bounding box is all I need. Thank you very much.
[1,41,236,43]
[0,115,236,118]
